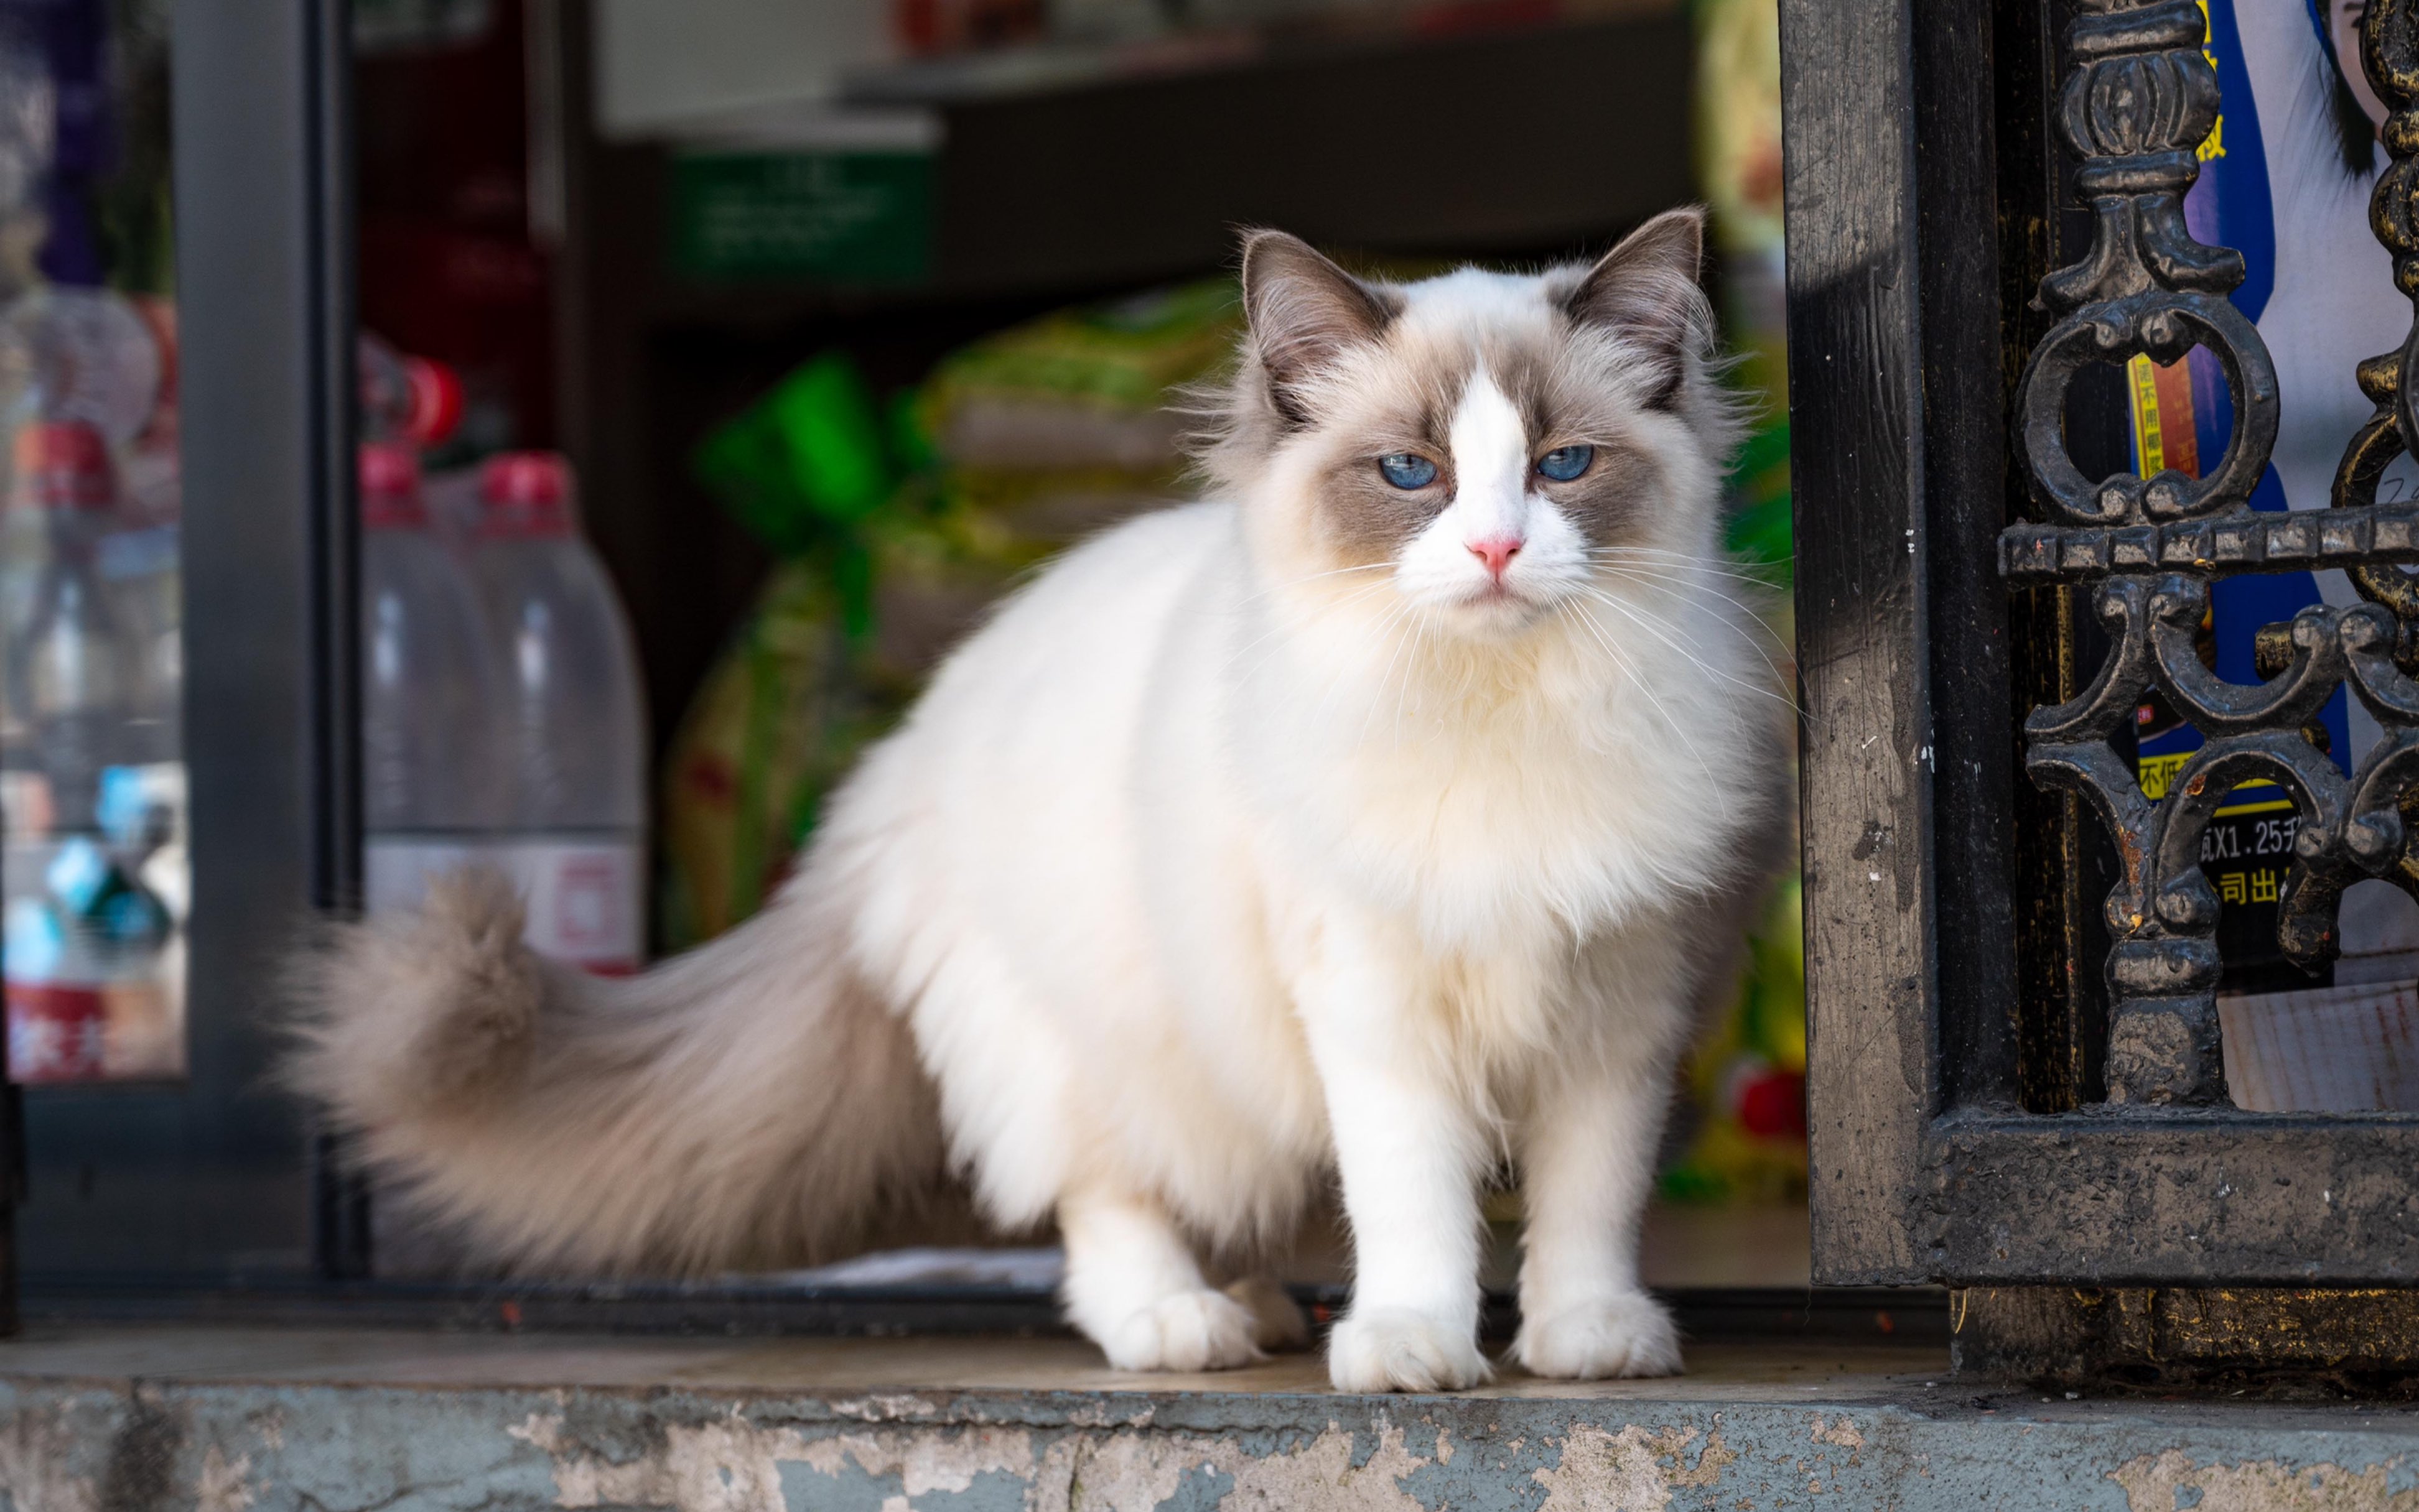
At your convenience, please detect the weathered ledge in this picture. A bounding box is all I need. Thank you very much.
[2,1327,2417,1509]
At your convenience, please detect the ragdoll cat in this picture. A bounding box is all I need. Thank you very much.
[290,207,1786,1392]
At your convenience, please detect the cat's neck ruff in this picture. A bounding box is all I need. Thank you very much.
[1221,523,1769,954]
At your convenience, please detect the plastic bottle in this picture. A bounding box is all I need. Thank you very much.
[358,442,513,922]
[2,421,139,817]
[472,452,647,974]
[358,333,464,450]
[360,333,475,550]
[0,285,176,759]
[0,424,101,754]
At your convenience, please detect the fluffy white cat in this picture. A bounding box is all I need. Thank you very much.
[290,207,1787,1392]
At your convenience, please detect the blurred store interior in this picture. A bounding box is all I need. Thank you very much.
[0,0,1803,1289]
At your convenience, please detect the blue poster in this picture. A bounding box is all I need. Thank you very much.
[2128,0,2419,981]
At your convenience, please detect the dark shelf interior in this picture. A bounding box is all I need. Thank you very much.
[557,9,1701,771]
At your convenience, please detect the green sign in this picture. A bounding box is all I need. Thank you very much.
[671,152,934,285]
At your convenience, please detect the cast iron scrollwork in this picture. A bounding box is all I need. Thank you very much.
[2000,0,2419,1103]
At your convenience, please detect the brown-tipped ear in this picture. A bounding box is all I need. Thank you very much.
[1239,230,1397,425]
[1562,206,1707,410]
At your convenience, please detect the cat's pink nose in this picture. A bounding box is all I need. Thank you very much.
[1468,537,1523,580]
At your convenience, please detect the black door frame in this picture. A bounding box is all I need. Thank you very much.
[15,0,359,1283]
[1786,0,2419,1289]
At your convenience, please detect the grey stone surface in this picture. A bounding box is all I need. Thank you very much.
[0,1327,2413,1508]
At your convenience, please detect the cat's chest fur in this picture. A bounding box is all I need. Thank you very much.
[1235,616,1746,955]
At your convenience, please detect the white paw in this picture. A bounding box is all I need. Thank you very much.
[1326,1307,1489,1393]
[1514,1292,1683,1380]
[1224,1276,1311,1352]
[1099,1289,1263,1372]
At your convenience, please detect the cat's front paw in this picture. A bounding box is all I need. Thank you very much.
[1099,1289,1263,1372]
[1326,1307,1489,1392]
[1513,1292,1682,1380]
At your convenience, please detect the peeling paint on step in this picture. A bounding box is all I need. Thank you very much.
[1532,1424,1735,1512]
[511,1410,1458,1512]
[512,1411,1047,1510]
[0,1399,101,1512]
[194,1445,256,1512]
[2112,1448,2419,1512]
[1055,1420,1436,1511]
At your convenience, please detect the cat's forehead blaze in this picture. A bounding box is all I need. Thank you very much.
[1354,307,1641,452]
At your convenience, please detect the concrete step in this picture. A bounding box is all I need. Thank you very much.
[0,1326,2413,1509]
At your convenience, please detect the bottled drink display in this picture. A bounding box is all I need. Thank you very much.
[358,442,512,921]
[356,448,647,979]
[470,452,647,975]
[0,300,550,1080]
[0,0,187,1085]
[0,419,184,1082]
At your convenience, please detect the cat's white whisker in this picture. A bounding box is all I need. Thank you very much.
[1224,576,1397,679]
[1392,613,1435,745]
[1590,565,1796,692]
[1244,560,1399,606]
[1359,598,1429,747]
[1580,586,1801,719]
[1586,555,1786,620]
[1584,570,1819,731]
[1557,599,1723,817]
[1591,565,1791,657]
[1587,546,1785,586]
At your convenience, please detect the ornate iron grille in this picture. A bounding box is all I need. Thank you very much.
[2002,0,2419,1105]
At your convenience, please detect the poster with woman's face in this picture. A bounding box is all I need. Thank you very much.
[2125,1,2419,1108]
[2327,0,2389,128]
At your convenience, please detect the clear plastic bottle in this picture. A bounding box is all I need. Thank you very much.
[0,284,176,763]
[472,452,647,974]
[358,442,513,922]
[360,333,472,549]
[2,421,139,819]
[0,424,105,758]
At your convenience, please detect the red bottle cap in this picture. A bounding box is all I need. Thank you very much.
[403,356,464,448]
[477,451,575,538]
[358,442,428,529]
[9,422,113,511]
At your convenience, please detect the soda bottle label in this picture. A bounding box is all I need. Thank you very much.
[6,981,105,1082]
[496,837,643,976]
[365,834,642,976]
[4,810,182,1083]
[363,835,492,920]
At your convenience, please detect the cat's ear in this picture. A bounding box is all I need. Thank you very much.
[1561,206,1707,409]
[1239,230,1398,425]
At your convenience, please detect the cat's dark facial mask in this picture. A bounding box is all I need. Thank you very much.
[1304,350,1668,567]
[1237,211,1708,634]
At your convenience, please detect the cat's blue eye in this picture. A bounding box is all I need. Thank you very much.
[1377,453,1438,489]
[1537,445,1595,482]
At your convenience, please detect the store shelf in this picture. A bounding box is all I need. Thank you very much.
[599,7,1699,332]
[839,29,1267,108]
[834,0,1681,110]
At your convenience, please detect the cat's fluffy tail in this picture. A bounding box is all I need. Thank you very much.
[284,866,946,1275]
